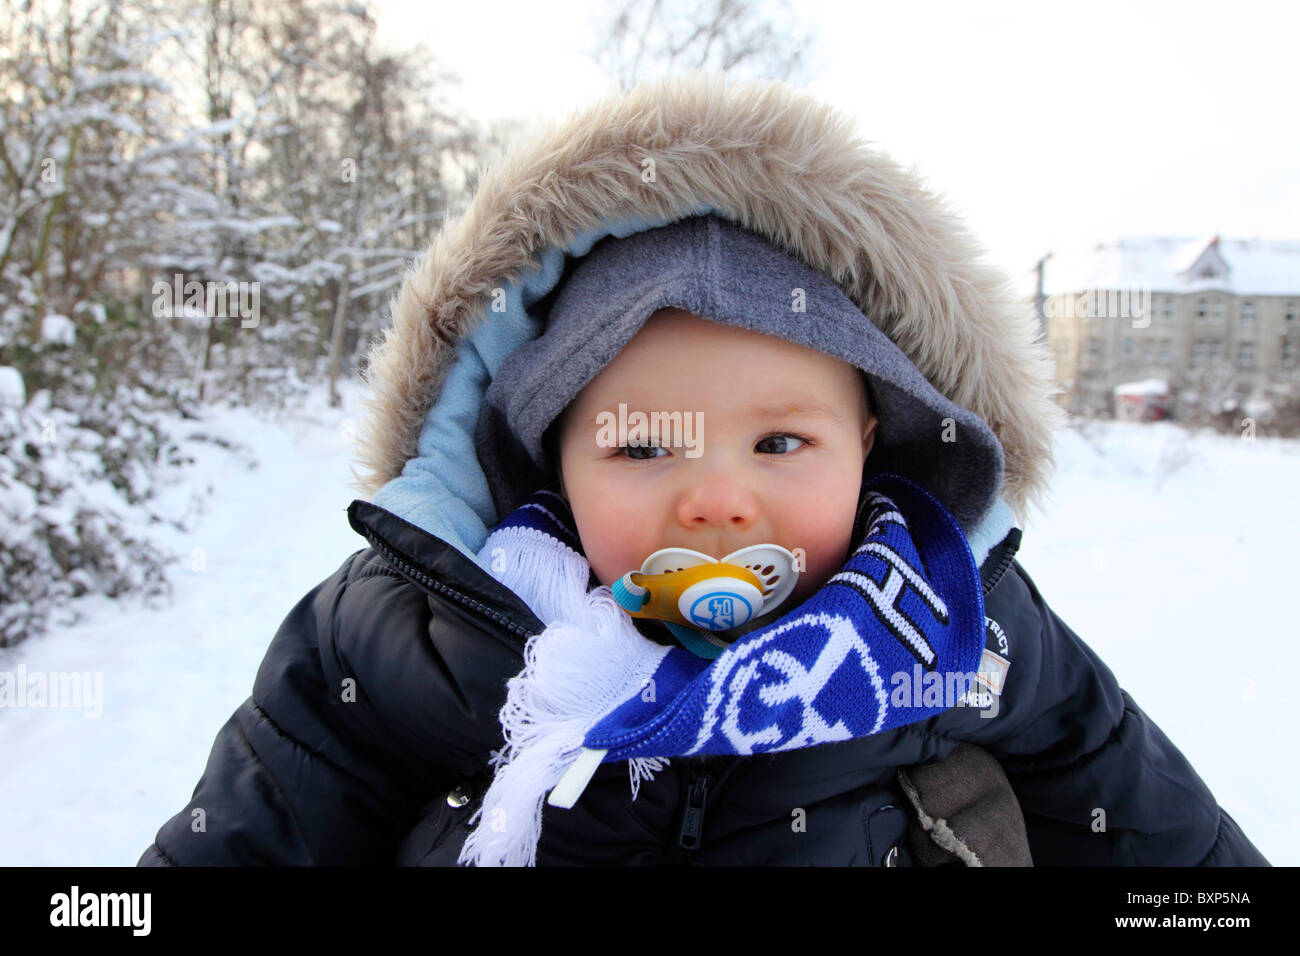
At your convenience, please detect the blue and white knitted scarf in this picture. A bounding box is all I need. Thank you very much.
[459,472,986,866]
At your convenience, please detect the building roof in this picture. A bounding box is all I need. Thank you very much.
[1114,378,1169,396]
[1039,237,1300,297]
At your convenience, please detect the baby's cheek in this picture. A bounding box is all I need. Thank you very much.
[581,528,644,588]
[791,526,857,602]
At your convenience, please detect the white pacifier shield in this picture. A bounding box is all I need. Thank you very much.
[640,548,717,576]
[719,544,800,614]
[639,544,800,620]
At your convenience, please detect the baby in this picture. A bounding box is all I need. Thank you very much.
[456,213,1028,865]
[140,75,1268,868]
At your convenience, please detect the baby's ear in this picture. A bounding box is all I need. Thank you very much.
[858,371,878,457]
[862,411,880,458]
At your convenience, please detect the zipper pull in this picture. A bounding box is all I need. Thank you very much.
[677,775,710,850]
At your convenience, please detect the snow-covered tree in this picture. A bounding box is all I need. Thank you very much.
[0,0,490,643]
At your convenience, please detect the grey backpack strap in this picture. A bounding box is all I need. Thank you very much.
[897,743,1033,867]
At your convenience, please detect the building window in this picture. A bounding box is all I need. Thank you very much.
[1163,299,1174,321]
[1087,338,1103,362]
[1196,298,1208,320]
[1285,340,1298,365]
[1287,302,1297,324]
[1237,343,1255,366]
[1160,341,1173,364]
[1241,301,1255,327]
[1123,337,1134,358]
[1212,299,1225,321]
[1192,340,1221,366]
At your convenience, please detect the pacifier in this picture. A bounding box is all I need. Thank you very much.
[612,544,800,633]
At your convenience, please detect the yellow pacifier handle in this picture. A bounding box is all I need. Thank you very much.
[616,563,765,631]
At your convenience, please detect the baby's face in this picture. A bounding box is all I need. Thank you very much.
[556,308,878,609]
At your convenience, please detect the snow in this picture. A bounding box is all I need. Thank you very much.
[1172,236,1219,275]
[1114,378,1168,397]
[1,401,1295,865]
[0,478,39,539]
[1016,421,1300,865]
[1243,399,1275,423]
[40,313,75,345]
[0,366,24,406]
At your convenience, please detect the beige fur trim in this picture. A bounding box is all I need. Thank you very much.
[897,767,984,867]
[353,71,1063,524]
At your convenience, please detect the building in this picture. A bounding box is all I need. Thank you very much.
[1038,237,1300,418]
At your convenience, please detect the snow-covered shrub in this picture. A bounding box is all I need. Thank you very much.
[0,297,200,645]
[0,395,173,645]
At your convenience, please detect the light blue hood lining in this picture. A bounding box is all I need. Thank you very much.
[369,207,1017,576]
[370,211,715,572]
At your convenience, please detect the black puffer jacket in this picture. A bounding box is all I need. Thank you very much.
[137,497,1267,866]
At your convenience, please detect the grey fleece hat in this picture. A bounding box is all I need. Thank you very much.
[475,214,1005,533]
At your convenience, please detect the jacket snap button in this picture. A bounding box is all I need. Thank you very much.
[883,845,899,867]
[445,785,472,809]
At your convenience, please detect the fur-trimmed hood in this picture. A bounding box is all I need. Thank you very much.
[353,72,1062,563]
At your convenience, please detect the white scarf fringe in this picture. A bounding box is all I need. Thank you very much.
[458,522,671,867]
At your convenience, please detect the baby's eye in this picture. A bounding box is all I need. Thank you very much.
[621,442,668,461]
[755,434,807,455]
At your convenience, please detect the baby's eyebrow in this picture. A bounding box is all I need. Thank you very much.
[574,397,848,431]
[751,398,847,424]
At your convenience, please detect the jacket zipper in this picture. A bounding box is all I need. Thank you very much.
[674,758,747,863]
[354,519,535,640]
[981,531,1021,597]
[677,775,710,852]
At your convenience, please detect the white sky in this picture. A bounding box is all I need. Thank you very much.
[375,0,1300,284]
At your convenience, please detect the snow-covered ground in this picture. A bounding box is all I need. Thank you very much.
[1015,420,1299,865]
[1,400,1294,865]
[0,382,367,866]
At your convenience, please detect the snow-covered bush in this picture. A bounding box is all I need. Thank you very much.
[0,295,201,645]
[0,393,173,646]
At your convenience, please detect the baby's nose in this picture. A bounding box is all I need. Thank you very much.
[676,471,758,530]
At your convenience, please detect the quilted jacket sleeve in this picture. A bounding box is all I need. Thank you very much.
[934,559,1270,866]
[137,551,448,866]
